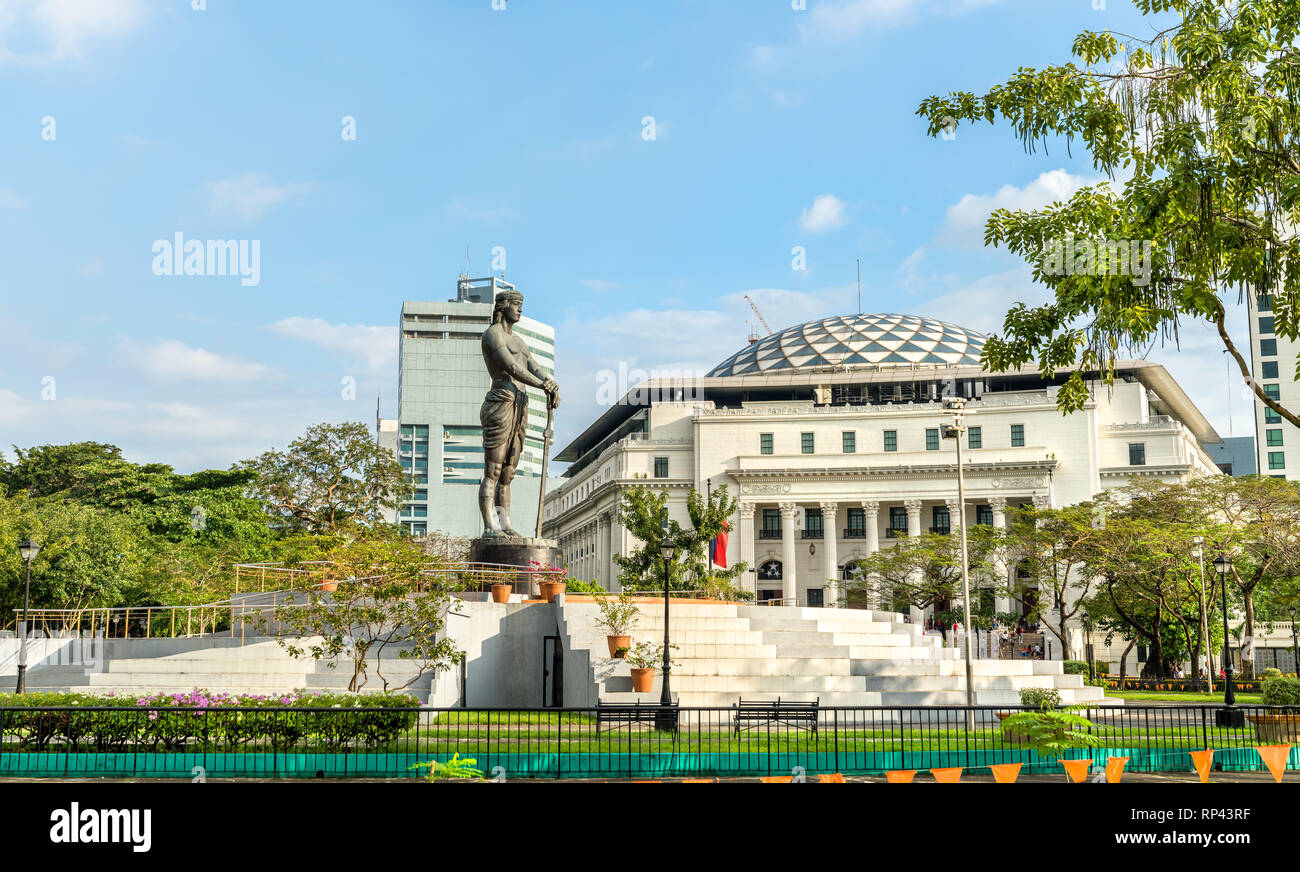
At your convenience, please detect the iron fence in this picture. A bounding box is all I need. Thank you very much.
[0,704,1296,780]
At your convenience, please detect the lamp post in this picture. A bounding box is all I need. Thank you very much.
[1290,606,1298,678]
[1193,536,1212,694]
[658,518,676,711]
[1212,553,1235,707]
[941,397,976,726]
[15,538,41,694]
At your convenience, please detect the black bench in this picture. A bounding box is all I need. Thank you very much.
[732,697,820,735]
[595,700,679,733]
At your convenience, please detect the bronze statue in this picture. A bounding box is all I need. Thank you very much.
[478,289,559,538]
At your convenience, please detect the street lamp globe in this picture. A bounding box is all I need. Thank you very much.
[18,538,40,562]
[1212,552,1232,578]
[658,519,674,561]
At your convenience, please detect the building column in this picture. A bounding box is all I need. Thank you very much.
[860,499,881,609]
[779,501,799,605]
[820,501,839,608]
[990,497,1012,614]
[738,503,756,599]
[904,499,924,622]
[597,513,611,590]
[905,499,923,537]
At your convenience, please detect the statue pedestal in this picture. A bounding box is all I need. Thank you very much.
[469,537,563,598]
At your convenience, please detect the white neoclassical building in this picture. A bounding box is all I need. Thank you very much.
[542,313,1222,611]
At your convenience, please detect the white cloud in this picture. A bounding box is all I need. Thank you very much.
[911,267,1049,335]
[120,338,278,383]
[204,173,312,223]
[0,0,152,64]
[445,198,520,224]
[798,0,1006,43]
[939,169,1101,247]
[799,194,848,233]
[0,188,29,210]
[580,279,620,292]
[269,317,397,375]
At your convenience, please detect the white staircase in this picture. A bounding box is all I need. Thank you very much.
[561,602,1111,709]
[13,638,433,698]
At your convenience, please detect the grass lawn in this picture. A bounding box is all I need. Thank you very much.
[1110,690,1264,703]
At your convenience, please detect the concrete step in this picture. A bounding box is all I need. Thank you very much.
[87,672,310,687]
[674,658,857,678]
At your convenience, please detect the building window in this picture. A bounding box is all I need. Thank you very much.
[846,507,866,537]
[925,428,940,451]
[1261,338,1278,357]
[1266,407,1282,424]
[1260,316,1275,335]
[761,508,782,538]
[976,504,994,526]
[801,432,815,454]
[1128,443,1146,466]
[1268,429,1284,447]
[1010,424,1025,447]
[1264,384,1281,401]
[888,506,908,536]
[1262,360,1280,380]
[1273,474,1287,480]
[653,457,669,478]
[967,426,982,449]
[931,505,950,535]
[842,431,856,453]
[883,430,897,452]
[1269,451,1286,470]
[760,433,773,455]
[758,559,783,580]
[804,508,824,539]
[1259,293,1273,312]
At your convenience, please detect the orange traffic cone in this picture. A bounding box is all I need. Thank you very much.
[1190,749,1214,783]
[1256,745,1291,783]
[886,770,917,783]
[1062,759,1092,783]
[931,767,963,783]
[989,763,1022,783]
[1104,756,1130,783]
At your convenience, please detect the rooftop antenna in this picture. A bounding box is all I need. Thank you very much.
[856,259,862,314]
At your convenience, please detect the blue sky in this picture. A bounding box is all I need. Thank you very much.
[0,0,1252,471]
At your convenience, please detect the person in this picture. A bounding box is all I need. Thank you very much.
[477,289,559,537]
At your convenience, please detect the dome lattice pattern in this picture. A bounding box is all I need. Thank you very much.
[707,313,987,377]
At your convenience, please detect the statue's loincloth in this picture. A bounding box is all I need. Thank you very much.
[480,383,528,469]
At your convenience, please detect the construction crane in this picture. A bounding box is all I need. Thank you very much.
[745,294,773,344]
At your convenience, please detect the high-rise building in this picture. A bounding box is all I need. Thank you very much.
[395,276,556,538]
[1248,291,1297,479]
[1201,435,1257,476]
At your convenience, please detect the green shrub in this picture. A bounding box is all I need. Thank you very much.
[0,689,420,751]
[562,578,605,595]
[1262,676,1300,706]
[1262,667,1283,680]
[1019,688,1062,710]
[1062,660,1089,675]
[1091,662,1109,676]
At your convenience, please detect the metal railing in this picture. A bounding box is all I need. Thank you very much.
[0,704,1295,780]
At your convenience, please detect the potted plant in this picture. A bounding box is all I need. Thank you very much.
[529,560,566,602]
[625,641,677,693]
[593,590,640,657]
[315,570,338,593]
[998,695,1101,780]
[1247,675,1300,744]
[490,582,512,603]
[998,688,1062,743]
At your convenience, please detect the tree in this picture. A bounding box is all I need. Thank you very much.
[918,0,1300,426]
[612,485,748,594]
[997,503,1106,660]
[238,421,407,534]
[267,536,462,692]
[1187,475,1300,676]
[846,529,996,616]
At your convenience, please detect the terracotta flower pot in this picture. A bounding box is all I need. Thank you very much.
[491,583,512,604]
[315,579,338,592]
[1247,713,1300,745]
[608,635,632,657]
[539,581,566,603]
[630,667,656,693]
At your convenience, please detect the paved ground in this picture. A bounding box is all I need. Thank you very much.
[1,770,1286,783]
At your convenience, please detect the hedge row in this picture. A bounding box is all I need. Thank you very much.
[0,690,420,752]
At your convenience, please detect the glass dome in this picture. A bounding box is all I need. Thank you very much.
[707,313,987,377]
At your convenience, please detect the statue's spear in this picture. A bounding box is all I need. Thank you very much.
[535,394,555,539]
